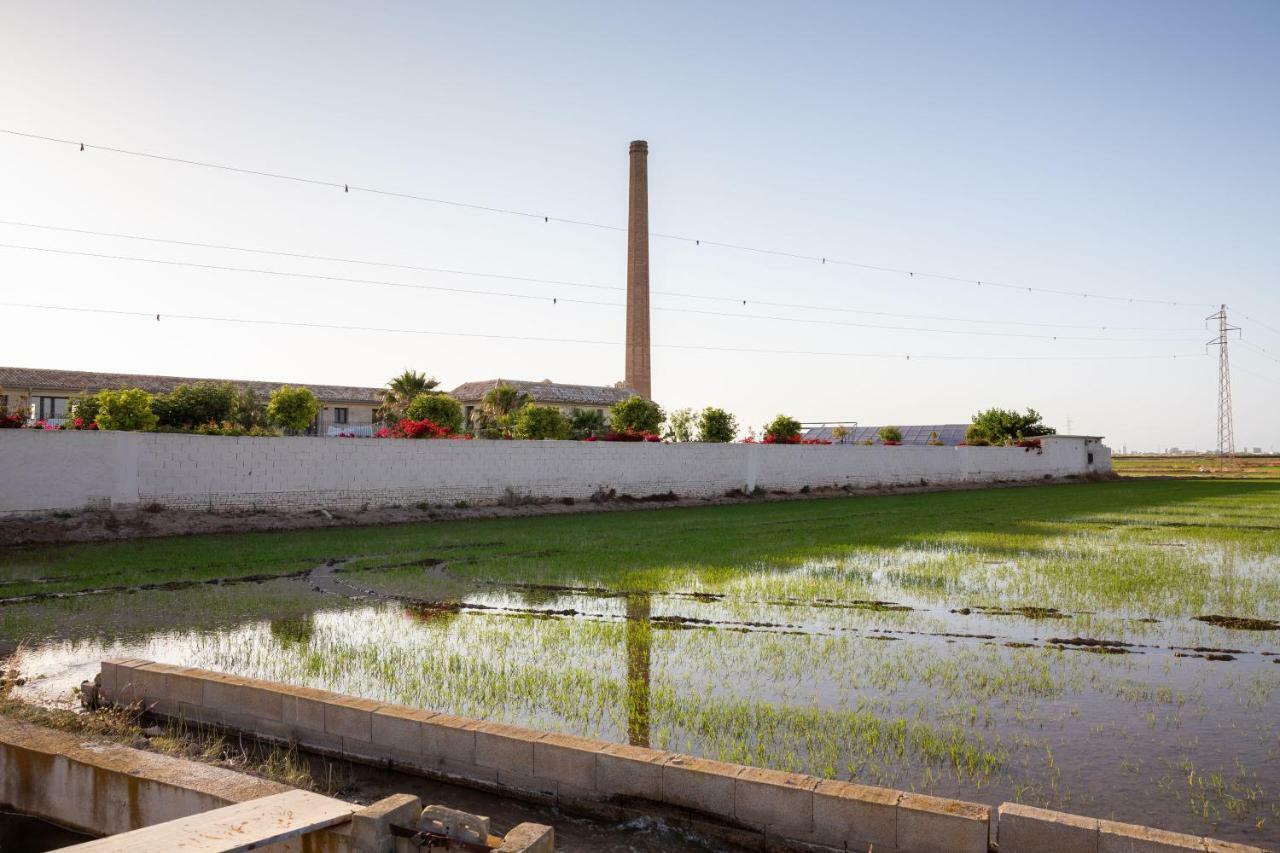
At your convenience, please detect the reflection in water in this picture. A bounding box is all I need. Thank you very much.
[625,593,652,748]
[269,615,315,647]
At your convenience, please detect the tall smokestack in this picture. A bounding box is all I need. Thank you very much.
[625,139,651,399]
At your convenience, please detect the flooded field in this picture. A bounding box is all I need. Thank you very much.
[3,480,1279,848]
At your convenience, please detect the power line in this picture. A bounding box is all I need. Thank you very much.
[1237,312,1280,344]
[0,242,1206,343]
[1236,365,1280,386]
[0,220,1208,333]
[0,127,1218,309]
[0,301,1209,362]
[1239,340,1280,365]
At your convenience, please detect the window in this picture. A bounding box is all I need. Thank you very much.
[36,397,68,420]
[333,407,349,425]
[0,394,7,409]
[1087,452,1094,465]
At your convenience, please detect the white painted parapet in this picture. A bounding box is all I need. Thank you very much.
[0,431,1111,515]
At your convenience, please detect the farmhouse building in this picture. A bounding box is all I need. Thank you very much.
[450,378,638,429]
[0,366,383,436]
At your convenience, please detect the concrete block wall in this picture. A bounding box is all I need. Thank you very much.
[98,660,1260,853]
[0,430,1110,515]
[0,714,289,839]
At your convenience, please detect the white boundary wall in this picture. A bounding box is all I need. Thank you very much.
[0,431,1110,515]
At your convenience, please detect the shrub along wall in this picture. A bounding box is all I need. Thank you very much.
[0,430,1111,515]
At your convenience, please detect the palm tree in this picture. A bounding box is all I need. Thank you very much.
[478,383,531,437]
[379,370,440,424]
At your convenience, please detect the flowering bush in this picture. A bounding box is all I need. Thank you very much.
[743,434,831,445]
[882,440,902,446]
[0,408,28,428]
[404,393,464,434]
[609,397,665,434]
[763,414,802,443]
[1015,438,1043,453]
[375,417,472,440]
[600,429,661,442]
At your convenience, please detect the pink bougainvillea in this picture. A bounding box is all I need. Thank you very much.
[375,418,472,440]
[599,430,662,442]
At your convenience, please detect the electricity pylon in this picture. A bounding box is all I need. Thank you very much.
[1205,305,1239,470]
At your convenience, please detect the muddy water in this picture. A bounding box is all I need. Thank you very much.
[0,813,91,852]
[7,559,1280,849]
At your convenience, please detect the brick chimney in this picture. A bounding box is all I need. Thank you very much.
[625,140,651,399]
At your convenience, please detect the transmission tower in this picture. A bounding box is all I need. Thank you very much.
[1205,304,1239,469]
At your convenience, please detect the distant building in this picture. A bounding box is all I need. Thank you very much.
[802,424,970,446]
[449,378,638,428]
[0,366,382,435]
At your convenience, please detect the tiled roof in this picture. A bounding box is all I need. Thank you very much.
[0,366,384,404]
[449,378,639,407]
[802,424,971,446]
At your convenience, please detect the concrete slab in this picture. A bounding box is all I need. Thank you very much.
[57,789,355,852]
[812,779,900,850]
[897,791,990,853]
[999,802,1099,853]
[661,755,742,819]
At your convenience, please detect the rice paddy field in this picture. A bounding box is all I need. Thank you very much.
[1114,454,1280,479]
[3,479,1280,847]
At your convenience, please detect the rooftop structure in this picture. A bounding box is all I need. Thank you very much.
[0,366,382,435]
[0,366,382,404]
[803,423,971,446]
[449,378,637,410]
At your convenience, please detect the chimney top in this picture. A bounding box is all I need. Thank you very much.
[629,140,648,154]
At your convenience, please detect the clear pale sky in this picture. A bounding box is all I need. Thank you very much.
[2,2,1277,450]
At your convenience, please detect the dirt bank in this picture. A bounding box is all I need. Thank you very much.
[0,475,1098,546]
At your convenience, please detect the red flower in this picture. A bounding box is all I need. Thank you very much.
[601,429,660,442]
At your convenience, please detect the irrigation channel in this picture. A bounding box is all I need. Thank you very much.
[2,481,1279,848]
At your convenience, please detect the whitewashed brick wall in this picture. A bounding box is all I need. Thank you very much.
[0,432,1110,515]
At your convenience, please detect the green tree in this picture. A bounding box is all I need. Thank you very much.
[152,381,237,429]
[696,407,737,443]
[230,387,268,430]
[967,407,1056,445]
[879,425,903,444]
[568,408,606,440]
[513,404,570,440]
[763,414,802,443]
[267,386,321,433]
[404,393,464,434]
[95,389,158,431]
[69,391,101,425]
[664,408,695,442]
[478,383,532,437]
[379,370,440,424]
[610,396,664,434]
[830,425,848,444]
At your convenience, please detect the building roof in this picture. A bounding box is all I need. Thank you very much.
[449,378,638,408]
[0,366,384,404]
[802,424,971,446]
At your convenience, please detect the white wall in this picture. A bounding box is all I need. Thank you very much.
[0,431,1111,515]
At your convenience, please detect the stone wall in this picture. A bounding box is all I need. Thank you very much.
[97,660,1252,853]
[0,431,1110,515]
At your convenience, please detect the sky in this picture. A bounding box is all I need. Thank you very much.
[1,1,1277,450]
